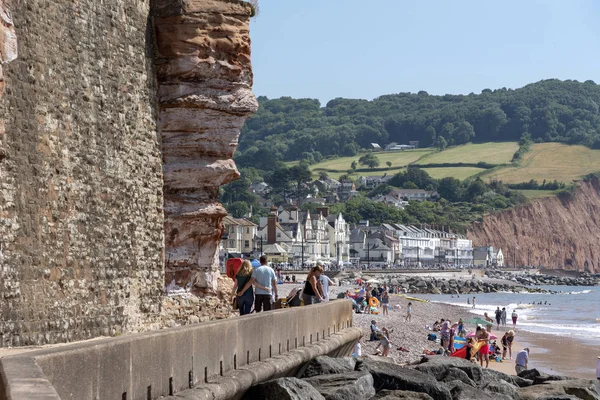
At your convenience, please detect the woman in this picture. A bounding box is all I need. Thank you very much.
[476,325,490,368]
[235,260,255,315]
[512,310,518,328]
[501,332,509,360]
[381,291,390,316]
[302,265,325,305]
[506,330,515,359]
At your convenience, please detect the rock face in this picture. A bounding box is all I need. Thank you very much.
[152,0,258,298]
[469,179,600,273]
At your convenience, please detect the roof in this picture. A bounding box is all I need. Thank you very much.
[236,218,256,226]
[263,243,288,254]
[370,143,382,149]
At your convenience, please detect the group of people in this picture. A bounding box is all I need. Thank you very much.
[234,256,335,315]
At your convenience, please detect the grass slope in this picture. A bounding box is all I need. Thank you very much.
[415,142,518,165]
[309,149,432,174]
[483,143,600,184]
[421,167,487,180]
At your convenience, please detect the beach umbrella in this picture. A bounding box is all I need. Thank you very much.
[464,318,491,326]
[466,331,498,340]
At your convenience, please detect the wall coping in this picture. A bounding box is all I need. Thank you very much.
[0,301,358,400]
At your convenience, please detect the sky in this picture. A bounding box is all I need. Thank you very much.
[250,0,600,105]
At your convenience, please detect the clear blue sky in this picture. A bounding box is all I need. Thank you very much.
[250,0,600,105]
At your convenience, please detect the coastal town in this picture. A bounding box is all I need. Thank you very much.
[220,204,503,270]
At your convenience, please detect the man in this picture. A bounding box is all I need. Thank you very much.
[495,307,502,330]
[515,348,530,375]
[238,255,278,312]
[318,270,334,302]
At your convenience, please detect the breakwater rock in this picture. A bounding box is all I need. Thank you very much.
[245,356,599,400]
[485,270,600,286]
[342,273,554,295]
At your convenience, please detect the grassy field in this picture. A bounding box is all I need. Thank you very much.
[416,142,518,165]
[482,143,600,184]
[421,167,486,180]
[516,189,558,199]
[309,149,432,172]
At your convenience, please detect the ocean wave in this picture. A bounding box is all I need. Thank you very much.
[518,321,600,335]
[565,289,594,295]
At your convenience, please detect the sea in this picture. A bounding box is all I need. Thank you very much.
[419,286,600,345]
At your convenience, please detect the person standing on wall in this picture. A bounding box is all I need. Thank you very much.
[237,255,278,312]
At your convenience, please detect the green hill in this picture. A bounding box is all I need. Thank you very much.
[236,79,600,171]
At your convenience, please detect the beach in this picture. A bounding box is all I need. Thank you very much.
[278,278,599,379]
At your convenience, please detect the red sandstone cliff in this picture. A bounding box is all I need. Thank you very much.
[468,179,600,273]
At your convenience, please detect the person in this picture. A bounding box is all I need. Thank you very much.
[515,348,530,374]
[432,320,441,331]
[467,297,470,305]
[237,255,278,313]
[472,297,476,308]
[506,330,515,359]
[495,307,502,330]
[501,332,508,360]
[235,260,255,316]
[512,310,519,328]
[501,307,507,327]
[465,337,475,361]
[381,291,389,316]
[302,265,325,305]
[370,319,380,341]
[318,264,334,302]
[440,319,450,349]
[375,329,392,357]
[448,324,456,353]
[405,302,412,322]
[596,356,600,381]
[483,312,493,332]
[458,319,465,336]
[476,325,490,368]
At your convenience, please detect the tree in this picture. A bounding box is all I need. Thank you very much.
[454,121,475,144]
[227,201,250,218]
[386,161,392,168]
[358,153,380,169]
[466,178,486,201]
[437,177,463,202]
[434,136,447,151]
[351,160,358,171]
[289,164,313,203]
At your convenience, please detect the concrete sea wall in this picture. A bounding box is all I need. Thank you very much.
[0,301,361,400]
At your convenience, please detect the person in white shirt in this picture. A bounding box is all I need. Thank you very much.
[515,348,530,375]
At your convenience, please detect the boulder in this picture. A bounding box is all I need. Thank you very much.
[414,356,483,382]
[440,367,476,387]
[244,377,325,400]
[518,368,541,380]
[480,379,521,399]
[448,380,495,400]
[362,359,452,400]
[481,368,533,388]
[300,356,356,378]
[371,389,434,399]
[519,379,600,400]
[303,371,375,400]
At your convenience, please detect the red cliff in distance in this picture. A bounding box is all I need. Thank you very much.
[468,178,600,273]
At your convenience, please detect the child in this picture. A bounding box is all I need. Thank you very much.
[381,291,389,316]
[465,337,475,361]
[405,302,412,322]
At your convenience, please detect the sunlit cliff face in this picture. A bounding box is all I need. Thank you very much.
[0,3,17,96]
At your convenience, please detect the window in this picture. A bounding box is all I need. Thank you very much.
[247,228,250,234]
[277,233,281,238]
[244,240,249,248]
[229,240,234,247]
